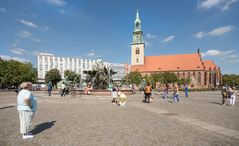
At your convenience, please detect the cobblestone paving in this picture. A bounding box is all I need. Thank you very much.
[0,91,239,146]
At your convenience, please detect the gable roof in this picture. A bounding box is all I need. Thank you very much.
[203,60,218,70]
[131,53,205,72]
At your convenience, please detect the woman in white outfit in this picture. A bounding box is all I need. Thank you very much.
[17,82,37,139]
[229,86,237,106]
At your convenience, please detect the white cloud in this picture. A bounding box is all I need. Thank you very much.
[17,30,32,38]
[0,55,29,62]
[87,50,96,57]
[46,0,66,6]
[18,19,49,32]
[222,50,235,55]
[208,25,234,36]
[201,49,221,57]
[227,54,238,59]
[0,8,6,12]
[194,31,206,38]
[198,0,238,11]
[10,48,29,55]
[33,38,41,43]
[194,25,233,38]
[33,50,41,56]
[10,48,42,57]
[59,9,65,14]
[201,49,239,63]
[229,59,239,63]
[19,19,38,28]
[161,35,175,43]
[11,43,17,47]
[146,33,156,39]
[198,0,221,9]
[41,26,49,32]
[144,40,151,47]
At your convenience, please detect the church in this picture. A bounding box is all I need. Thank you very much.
[130,10,221,88]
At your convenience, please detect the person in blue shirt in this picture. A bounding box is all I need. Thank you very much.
[47,81,53,96]
[184,83,189,98]
[17,82,37,139]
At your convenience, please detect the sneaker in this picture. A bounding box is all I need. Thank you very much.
[22,134,34,139]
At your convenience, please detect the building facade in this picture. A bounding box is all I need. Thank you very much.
[130,11,221,88]
[37,53,127,82]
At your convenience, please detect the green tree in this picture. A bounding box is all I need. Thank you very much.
[223,74,239,87]
[126,71,143,86]
[64,70,81,83]
[162,72,178,84]
[149,73,163,88]
[45,69,61,87]
[178,78,191,86]
[0,59,37,88]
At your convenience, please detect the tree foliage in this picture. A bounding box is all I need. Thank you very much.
[144,73,163,87]
[222,74,239,87]
[64,70,81,83]
[161,72,178,84]
[0,58,37,88]
[45,69,61,87]
[125,71,143,86]
[178,78,191,85]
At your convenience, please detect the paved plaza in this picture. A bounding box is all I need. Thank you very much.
[0,91,239,146]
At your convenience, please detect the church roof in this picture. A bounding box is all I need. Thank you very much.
[131,53,207,72]
[203,60,218,70]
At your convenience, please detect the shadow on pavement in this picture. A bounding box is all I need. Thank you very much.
[209,102,222,105]
[0,105,15,110]
[30,121,56,135]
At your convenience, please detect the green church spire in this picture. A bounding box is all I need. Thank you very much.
[134,9,141,32]
[132,9,143,44]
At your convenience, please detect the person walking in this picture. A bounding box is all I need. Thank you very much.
[61,82,66,97]
[173,83,179,103]
[163,84,169,100]
[47,81,53,96]
[184,83,189,97]
[17,82,37,139]
[144,83,152,103]
[221,85,228,105]
[229,86,237,106]
[111,85,119,103]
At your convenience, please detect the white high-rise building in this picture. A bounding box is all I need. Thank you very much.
[37,53,128,81]
[38,53,97,80]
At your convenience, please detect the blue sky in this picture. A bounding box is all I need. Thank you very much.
[0,0,239,74]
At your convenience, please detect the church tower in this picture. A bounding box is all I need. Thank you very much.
[131,9,145,65]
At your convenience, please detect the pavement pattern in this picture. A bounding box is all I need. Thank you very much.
[0,91,239,146]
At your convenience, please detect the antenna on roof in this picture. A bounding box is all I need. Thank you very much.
[197,48,200,54]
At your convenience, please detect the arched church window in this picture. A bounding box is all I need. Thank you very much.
[177,72,180,78]
[136,48,140,54]
[136,58,139,63]
[193,72,196,77]
[197,72,201,84]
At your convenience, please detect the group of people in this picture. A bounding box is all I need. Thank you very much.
[47,81,68,97]
[16,80,237,140]
[144,83,181,103]
[110,85,127,107]
[221,85,237,106]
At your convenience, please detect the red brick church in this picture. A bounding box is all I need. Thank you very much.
[130,10,221,88]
